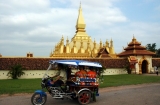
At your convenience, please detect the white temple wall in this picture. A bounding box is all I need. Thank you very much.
[0,68,127,79]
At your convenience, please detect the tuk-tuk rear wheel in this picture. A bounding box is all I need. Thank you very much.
[78,90,91,105]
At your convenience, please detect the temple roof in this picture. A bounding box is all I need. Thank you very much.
[124,45,146,50]
[97,47,111,58]
[118,36,155,57]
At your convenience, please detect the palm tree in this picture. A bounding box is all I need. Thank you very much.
[7,64,25,79]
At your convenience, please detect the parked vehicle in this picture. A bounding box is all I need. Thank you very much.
[31,60,103,105]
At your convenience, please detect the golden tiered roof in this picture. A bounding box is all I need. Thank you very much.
[50,4,115,58]
[118,36,155,57]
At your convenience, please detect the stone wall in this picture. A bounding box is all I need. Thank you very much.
[152,58,160,67]
[0,57,159,70]
[0,58,129,70]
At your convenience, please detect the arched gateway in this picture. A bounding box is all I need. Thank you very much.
[141,60,148,73]
[139,57,150,74]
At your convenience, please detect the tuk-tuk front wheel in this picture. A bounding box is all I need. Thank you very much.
[31,93,47,105]
[78,90,91,105]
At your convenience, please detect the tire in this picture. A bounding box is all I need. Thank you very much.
[31,93,47,105]
[78,91,91,105]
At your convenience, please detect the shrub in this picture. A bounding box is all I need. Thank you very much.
[7,64,25,79]
[124,65,131,74]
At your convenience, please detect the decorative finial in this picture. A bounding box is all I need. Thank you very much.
[100,39,102,43]
[133,34,135,39]
[79,1,81,9]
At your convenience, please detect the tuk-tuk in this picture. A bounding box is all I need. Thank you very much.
[31,60,103,105]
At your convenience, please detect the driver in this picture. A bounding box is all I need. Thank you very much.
[51,64,67,87]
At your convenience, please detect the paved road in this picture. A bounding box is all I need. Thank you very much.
[0,83,160,105]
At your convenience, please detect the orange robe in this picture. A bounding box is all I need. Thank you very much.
[87,71,96,78]
[75,70,87,77]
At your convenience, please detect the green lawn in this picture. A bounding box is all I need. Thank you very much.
[0,74,159,95]
[99,74,160,88]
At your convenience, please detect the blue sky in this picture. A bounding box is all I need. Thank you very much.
[0,0,160,57]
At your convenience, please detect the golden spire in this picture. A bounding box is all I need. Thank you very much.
[61,35,64,41]
[93,39,96,48]
[109,38,115,54]
[110,38,113,47]
[85,39,91,53]
[106,39,109,47]
[99,39,102,49]
[92,39,98,54]
[76,2,86,31]
[66,36,69,45]
[72,2,91,42]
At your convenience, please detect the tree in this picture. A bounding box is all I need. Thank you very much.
[146,43,157,53]
[156,48,160,57]
[146,43,160,58]
[7,64,25,79]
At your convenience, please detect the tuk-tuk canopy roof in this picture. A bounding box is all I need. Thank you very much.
[49,60,102,68]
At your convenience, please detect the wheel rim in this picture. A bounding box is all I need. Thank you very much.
[78,91,91,105]
[32,93,46,105]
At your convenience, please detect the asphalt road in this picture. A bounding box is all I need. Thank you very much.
[0,83,160,105]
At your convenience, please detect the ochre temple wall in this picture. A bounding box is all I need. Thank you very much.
[0,58,160,70]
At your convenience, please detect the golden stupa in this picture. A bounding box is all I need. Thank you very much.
[50,4,116,58]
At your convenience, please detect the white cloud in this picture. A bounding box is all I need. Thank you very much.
[0,0,159,57]
[0,0,50,13]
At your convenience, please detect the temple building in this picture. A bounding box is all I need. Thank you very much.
[118,36,155,74]
[50,4,116,58]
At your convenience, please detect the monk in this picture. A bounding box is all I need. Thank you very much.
[75,66,87,77]
[87,67,97,78]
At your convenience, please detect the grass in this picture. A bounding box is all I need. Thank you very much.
[0,74,160,95]
[99,74,160,88]
[0,78,42,95]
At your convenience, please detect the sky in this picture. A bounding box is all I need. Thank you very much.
[0,0,160,57]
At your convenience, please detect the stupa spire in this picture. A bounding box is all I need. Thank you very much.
[76,2,86,32]
[72,2,90,42]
